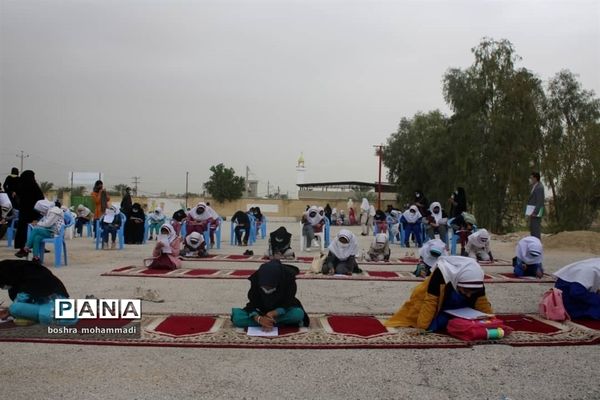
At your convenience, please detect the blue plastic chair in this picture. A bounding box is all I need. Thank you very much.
[204,217,222,249]
[323,217,331,247]
[6,213,18,247]
[231,214,254,246]
[40,219,74,266]
[259,215,267,239]
[95,213,126,250]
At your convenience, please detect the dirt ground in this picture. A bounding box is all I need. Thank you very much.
[0,222,598,400]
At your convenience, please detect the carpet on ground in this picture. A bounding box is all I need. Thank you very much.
[0,313,597,348]
[180,254,512,266]
[102,266,555,283]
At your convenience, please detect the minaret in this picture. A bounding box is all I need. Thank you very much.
[296,152,306,185]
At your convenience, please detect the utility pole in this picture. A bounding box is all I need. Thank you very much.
[267,180,270,197]
[373,144,385,210]
[185,172,189,209]
[131,176,141,196]
[16,150,29,172]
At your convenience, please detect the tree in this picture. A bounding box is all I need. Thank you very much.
[441,38,544,232]
[540,70,600,230]
[384,38,546,232]
[384,110,452,205]
[113,184,130,196]
[203,163,246,203]
[56,186,71,199]
[71,186,86,196]
[39,181,54,195]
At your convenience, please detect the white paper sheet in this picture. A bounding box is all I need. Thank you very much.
[444,307,494,320]
[247,326,279,336]
[525,205,535,216]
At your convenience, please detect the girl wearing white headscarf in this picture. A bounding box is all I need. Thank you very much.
[359,198,372,236]
[147,207,166,240]
[425,202,449,243]
[513,236,544,278]
[186,202,221,245]
[302,205,324,250]
[74,204,93,237]
[323,230,361,275]
[400,205,423,248]
[146,223,182,269]
[100,204,122,249]
[414,238,448,277]
[385,256,492,331]
[366,233,391,262]
[465,229,493,261]
[553,258,600,319]
[182,231,208,257]
[23,200,64,262]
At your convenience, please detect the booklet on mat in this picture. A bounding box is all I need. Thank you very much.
[247,326,279,336]
[445,307,494,320]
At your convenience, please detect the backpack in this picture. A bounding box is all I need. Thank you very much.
[447,317,512,341]
[539,288,570,321]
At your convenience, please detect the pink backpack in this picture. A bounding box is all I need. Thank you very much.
[539,288,570,321]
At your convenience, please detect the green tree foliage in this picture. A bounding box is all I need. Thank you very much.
[384,111,452,206]
[384,38,599,232]
[203,163,246,203]
[541,70,600,230]
[113,184,130,196]
[71,186,86,196]
[39,181,54,195]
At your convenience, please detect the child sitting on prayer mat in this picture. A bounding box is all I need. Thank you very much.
[145,223,181,270]
[385,256,492,332]
[231,259,309,330]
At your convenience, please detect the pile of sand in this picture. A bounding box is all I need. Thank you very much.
[543,230,600,254]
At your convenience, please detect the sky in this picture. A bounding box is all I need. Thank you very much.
[1,0,598,198]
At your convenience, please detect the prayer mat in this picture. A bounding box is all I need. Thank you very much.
[102,266,555,283]
[0,313,597,348]
[180,254,513,267]
[570,319,600,331]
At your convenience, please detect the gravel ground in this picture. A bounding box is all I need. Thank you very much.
[1,223,598,400]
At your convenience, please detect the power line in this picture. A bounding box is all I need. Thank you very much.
[16,150,29,171]
[132,176,141,196]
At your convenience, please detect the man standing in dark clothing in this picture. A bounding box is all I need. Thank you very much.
[527,172,545,239]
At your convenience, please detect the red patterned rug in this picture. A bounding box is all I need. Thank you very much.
[102,266,555,283]
[0,313,597,349]
[181,254,512,266]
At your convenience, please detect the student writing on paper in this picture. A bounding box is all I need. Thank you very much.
[265,226,295,260]
[365,233,391,262]
[0,259,76,326]
[413,239,447,277]
[145,223,181,270]
[100,205,121,250]
[74,204,93,238]
[513,236,544,278]
[553,258,600,320]
[231,260,310,330]
[465,229,493,262]
[20,200,64,263]
[322,230,362,275]
[186,202,220,246]
[385,256,493,332]
[181,232,208,258]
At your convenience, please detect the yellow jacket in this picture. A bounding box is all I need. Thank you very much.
[384,275,493,329]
